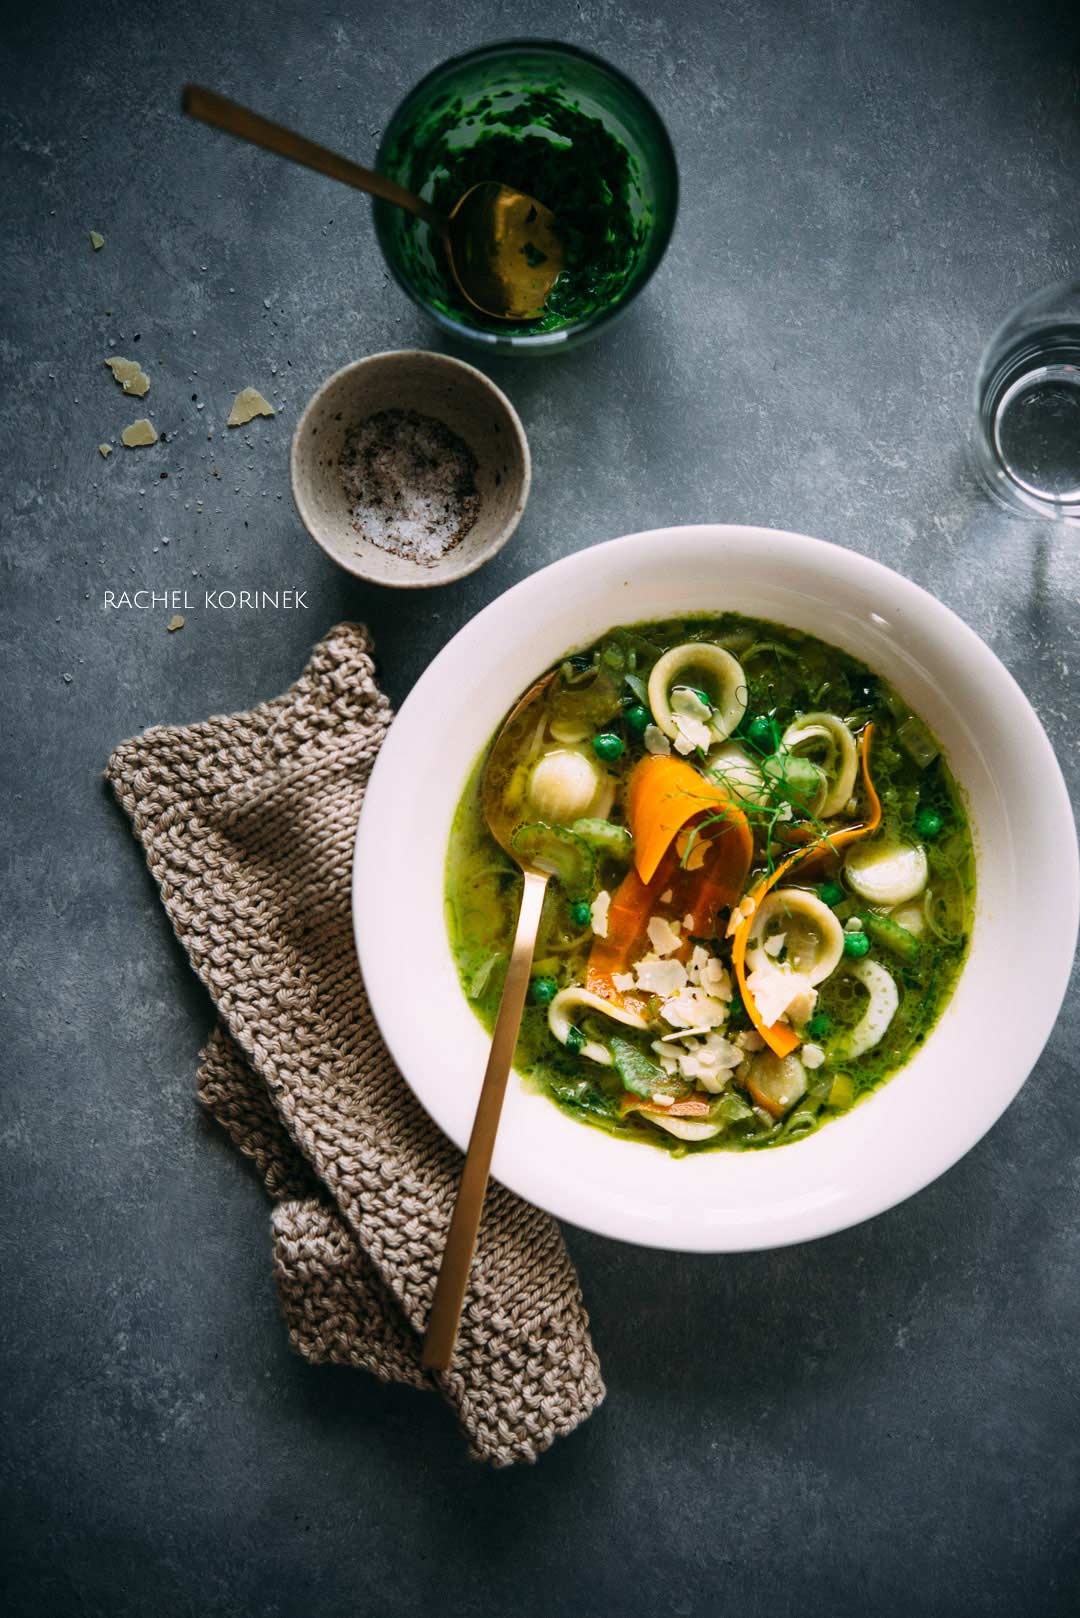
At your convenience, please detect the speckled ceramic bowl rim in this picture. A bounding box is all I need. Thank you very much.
[354,525,1079,1252]
[289,350,532,586]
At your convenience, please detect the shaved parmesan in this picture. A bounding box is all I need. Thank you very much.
[700,956,732,999]
[635,958,688,997]
[673,712,712,754]
[674,1031,744,1088]
[661,987,729,1031]
[646,915,681,956]
[726,895,756,937]
[744,966,815,1028]
[785,986,818,1025]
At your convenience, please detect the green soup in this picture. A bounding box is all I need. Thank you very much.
[446,616,975,1155]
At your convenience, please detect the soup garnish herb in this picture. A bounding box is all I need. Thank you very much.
[446,615,975,1154]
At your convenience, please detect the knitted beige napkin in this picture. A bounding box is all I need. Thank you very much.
[106,623,604,1465]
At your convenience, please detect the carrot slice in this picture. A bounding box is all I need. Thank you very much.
[626,756,738,883]
[588,794,751,1008]
[732,725,881,1057]
[682,812,753,935]
[587,848,678,1008]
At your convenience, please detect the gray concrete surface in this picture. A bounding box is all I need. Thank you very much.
[3,1,1079,1614]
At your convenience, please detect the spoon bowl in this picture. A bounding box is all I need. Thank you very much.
[480,671,557,856]
[448,183,563,322]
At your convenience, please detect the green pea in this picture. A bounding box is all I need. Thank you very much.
[593,732,625,762]
[530,975,558,1006]
[624,703,651,735]
[689,687,712,710]
[745,714,777,753]
[807,1011,831,1039]
[842,930,871,959]
[569,900,592,928]
[914,807,943,840]
[565,1026,586,1054]
[818,880,845,908]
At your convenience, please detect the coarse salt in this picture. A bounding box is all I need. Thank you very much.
[338,408,480,567]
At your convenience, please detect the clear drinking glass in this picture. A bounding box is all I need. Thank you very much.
[973,280,1080,522]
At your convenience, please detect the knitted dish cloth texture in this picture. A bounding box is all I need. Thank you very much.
[105,623,605,1466]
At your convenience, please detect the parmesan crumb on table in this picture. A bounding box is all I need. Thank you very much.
[121,419,157,448]
[227,387,275,427]
[105,356,150,397]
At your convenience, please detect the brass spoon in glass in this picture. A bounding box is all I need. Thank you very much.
[182,86,563,322]
[422,672,558,1371]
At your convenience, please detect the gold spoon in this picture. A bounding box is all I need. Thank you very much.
[422,673,557,1371]
[182,86,563,322]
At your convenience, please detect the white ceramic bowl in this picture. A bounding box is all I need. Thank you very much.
[354,525,1078,1251]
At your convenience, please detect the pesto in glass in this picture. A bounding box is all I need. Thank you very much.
[385,89,645,332]
[374,43,678,346]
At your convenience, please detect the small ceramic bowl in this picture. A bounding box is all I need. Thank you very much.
[290,350,530,587]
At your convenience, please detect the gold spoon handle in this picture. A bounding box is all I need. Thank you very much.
[181,84,446,234]
[422,867,550,1371]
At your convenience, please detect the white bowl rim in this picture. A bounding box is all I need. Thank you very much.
[289,348,532,588]
[353,524,1079,1251]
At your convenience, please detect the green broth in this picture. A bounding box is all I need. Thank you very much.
[446,615,975,1154]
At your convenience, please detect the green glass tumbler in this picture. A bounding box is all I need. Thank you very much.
[374,40,678,353]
